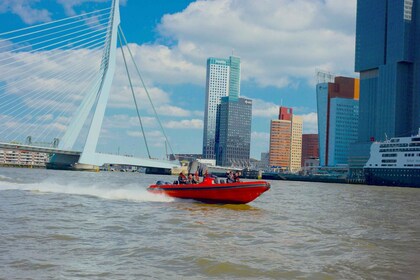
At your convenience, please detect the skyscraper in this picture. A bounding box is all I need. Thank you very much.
[202,56,241,159]
[269,107,302,173]
[316,77,359,166]
[355,0,419,141]
[215,97,252,167]
[350,0,420,175]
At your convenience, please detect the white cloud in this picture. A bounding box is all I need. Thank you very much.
[300,112,318,134]
[164,119,203,129]
[251,99,279,118]
[55,0,110,16]
[0,0,51,24]
[156,105,190,117]
[123,43,205,86]
[143,0,357,89]
[126,130,143,138]
[102,114,157,129]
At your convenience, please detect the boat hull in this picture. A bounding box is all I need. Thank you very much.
[364,168,420,188]
[147,181,270,204]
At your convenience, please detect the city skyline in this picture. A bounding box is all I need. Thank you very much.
[0,0,358,160]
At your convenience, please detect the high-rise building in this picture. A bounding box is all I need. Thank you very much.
[317,77,359,166]
[215,97,252,167]
[259,152,270,170]
[301,134,319,167]
[349,0,420,176]
[202,56,241,159]
[352,0,418,155]
[269,107,302,173]
[290,115,303,172]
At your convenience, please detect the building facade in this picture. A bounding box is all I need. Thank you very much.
[290,115,303,172]
[269,107,303,173]
[317,77,359,166]
[202,56,241,159]
[215,96,252,167]
[301,134,319,167]
[350,0,420,175]
[0,149,49,167]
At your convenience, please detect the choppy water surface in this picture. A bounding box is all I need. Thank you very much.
[0,167,419,279]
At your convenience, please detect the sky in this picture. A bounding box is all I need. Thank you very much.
[0,0,358,161]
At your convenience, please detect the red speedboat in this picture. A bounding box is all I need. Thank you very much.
[147,177,270,204]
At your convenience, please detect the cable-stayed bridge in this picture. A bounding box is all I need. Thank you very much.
[0,0,179,171]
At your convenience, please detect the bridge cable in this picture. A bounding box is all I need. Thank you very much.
[0,26,107,66]
[0,40,105,113]
[0,8,112,145]
[118,26,176,160]
[0,35,106,95]
[117,29,152,159]
[0,10,110,47]
[0,7,111,37]
[0,21,108,54]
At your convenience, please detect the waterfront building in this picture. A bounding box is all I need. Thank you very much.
[350,0,420,174]
[215,96,252,167]
[0,149,49,167]
[269,107,303,173]
[316,77,359,166]
[259,152,270,170]
[173,154,203,162]
[202,56,241,159]
[301,134,319,167]
[301,157,320,175]
[291,115,303,172]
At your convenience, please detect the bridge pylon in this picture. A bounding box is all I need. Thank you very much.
[48,0,178,171]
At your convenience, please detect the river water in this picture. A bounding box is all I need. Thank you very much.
[0,167,419,280]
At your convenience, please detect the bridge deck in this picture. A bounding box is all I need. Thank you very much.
[0,142,81,156]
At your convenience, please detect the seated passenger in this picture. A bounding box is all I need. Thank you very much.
[192,172,200,184]
[226,171,235,183]
[178,172,187,184]
[233,172,241,182]
[187,173,194,184]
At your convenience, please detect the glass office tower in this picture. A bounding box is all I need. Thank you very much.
[202,56,241,159]
[355,0,418,141]
[349,0,420,176]
[215,97,252,167]
[316,77,359,166]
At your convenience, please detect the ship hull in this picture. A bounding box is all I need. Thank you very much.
[364,168,420,188]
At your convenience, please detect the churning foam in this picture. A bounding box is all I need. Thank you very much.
[0,180,173,203]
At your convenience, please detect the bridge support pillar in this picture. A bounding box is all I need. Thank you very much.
[47,154,99,172]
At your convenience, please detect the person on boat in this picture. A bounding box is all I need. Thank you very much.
[202,169,209,182]
[187,173,194,184]
[226,170,235,183]
[193,171,200,184]
[233,171,241,182]
[178,172,187,184]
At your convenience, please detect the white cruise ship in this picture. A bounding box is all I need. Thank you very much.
[364,132,420,188]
